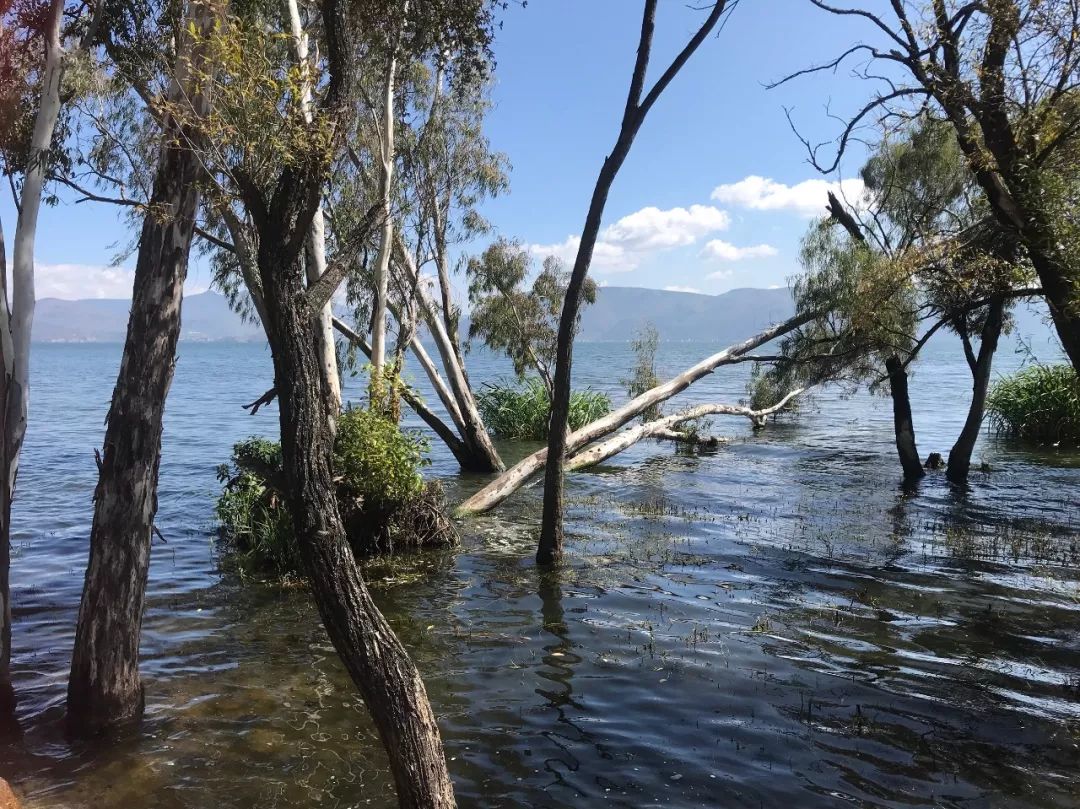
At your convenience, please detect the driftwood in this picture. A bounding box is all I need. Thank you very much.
[566,390,804,472]
[455,311,816,517]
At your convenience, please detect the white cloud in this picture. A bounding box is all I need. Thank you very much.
[663,285,702,294]
[31,263,208,300]
[529,204,731,273]
[35,264,136,299]
[706,268,734,281]
[603,205,730,251]
[527,235,633,272]
[700,240,778,262]
[710,175,866,218]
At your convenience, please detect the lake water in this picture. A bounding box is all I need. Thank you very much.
[1,327,1078,808]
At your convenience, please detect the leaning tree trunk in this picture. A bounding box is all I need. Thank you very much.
[1027,246,1080,374]
[947,298,1005,485]
[369,49,398,393]
[540,0,727,563]
[257,219,455,808]
[885,355,925,482]
[0,0,65,726]
[66,0,213,736]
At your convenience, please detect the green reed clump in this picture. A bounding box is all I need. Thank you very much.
[215,408,454,578]
[476,377,611,440]
[986,364,1080,445]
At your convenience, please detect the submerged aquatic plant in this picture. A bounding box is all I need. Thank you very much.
[476,377,611,440]
[986,364,1080,445]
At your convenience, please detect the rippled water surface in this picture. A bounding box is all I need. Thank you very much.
[2,334,1079,808]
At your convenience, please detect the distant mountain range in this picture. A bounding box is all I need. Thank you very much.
[32,285,1055,346]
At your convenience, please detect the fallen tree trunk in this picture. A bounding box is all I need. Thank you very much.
[567,389,804,472]
[456,310,817,517]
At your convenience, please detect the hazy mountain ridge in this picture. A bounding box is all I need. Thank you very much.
[34,286,798,345]
[33,285,1055,348]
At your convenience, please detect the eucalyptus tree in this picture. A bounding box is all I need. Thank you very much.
[782,0,1080,373]
[330,25,508,472]
[67,0,217,736]
[540,0,731,564]
[0,0,98,726]
[467,239,597,396]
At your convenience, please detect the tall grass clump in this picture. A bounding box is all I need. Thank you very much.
[986,364,1080,445]
[477,377,611,440]
[216,408,455,578]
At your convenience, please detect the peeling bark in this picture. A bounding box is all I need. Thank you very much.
[67,0,214,736]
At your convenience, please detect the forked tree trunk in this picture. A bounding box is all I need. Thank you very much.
[457,310,814,518]
[947,297,1005,484]
[0,0,65,726]
[540,0,727,563]
[257,223,455,807]
[885,355,925,482]
[67,0,213,736]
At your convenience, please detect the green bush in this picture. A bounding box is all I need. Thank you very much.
[334,407,428,511]
[216,409,445,578]
[986,364,1080,445]
[476,377,611,440]
[215,438,298,576]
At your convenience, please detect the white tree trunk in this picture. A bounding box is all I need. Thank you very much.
[0,0,65,718]
[370,53,397,378]
[393,233,503,470]
[285,0,341,415]
[455,310,817,516]
[567,390,805,471]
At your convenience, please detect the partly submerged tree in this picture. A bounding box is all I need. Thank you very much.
[467,239,597,396]
[760,117,1037,484]
[0,0,97,727]
[782,0,1080,373]
[540,0,732,564]
[67,0,217,736]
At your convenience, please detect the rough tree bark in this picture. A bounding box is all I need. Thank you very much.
[67,0,214,736]
[0,0,65,726]
[458,310,815,518]
[946,296,1005,485]
[540,0,728,564]
[885,355,925,482]
[252,197,455,807]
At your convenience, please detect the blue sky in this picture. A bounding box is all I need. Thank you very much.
[1,0,879,300]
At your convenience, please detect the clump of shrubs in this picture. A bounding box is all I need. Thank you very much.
[476,376,611,441]
[215,408,456,578]
[986,364,1080,445]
